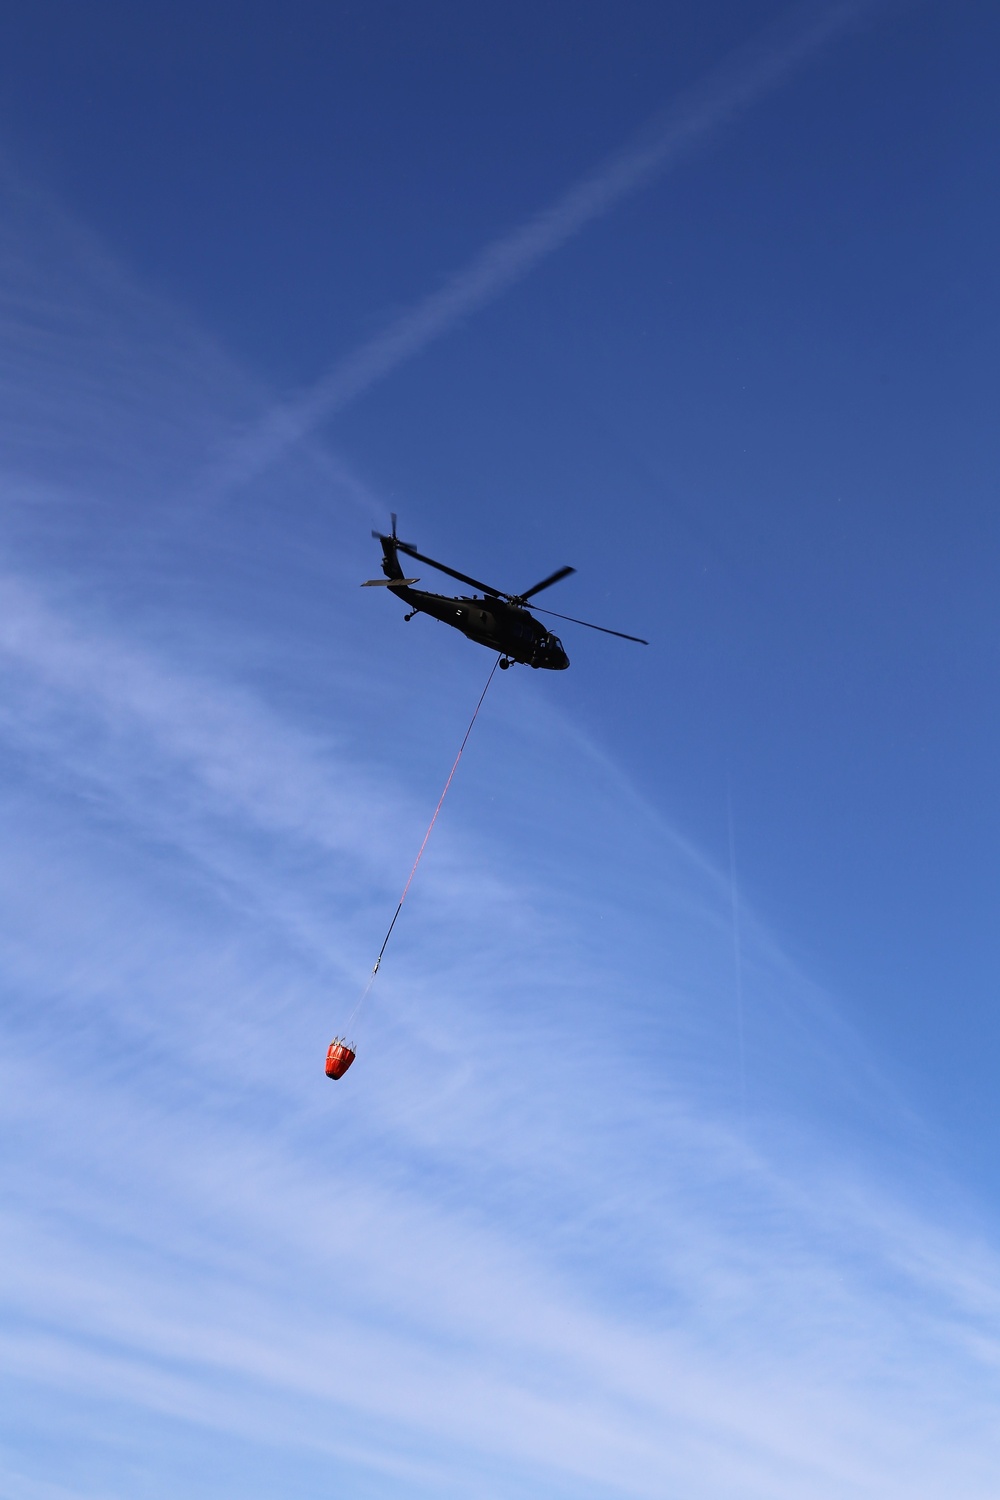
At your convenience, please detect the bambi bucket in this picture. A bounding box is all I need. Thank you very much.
[325,1039,356,1080]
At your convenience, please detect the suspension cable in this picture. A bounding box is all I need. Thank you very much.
[345,655,501,1030]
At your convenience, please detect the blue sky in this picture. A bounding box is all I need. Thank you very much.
[2,2,1000,1495]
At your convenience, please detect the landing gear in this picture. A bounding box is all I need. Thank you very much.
[404,611,416,622]
[499,657,511,670]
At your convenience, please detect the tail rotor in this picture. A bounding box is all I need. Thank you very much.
[372,513,414,549]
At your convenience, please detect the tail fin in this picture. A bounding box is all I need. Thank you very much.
[380,533,406,581]
[371,515,411,581]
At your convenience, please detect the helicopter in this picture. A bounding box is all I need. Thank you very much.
[363,516,648,669]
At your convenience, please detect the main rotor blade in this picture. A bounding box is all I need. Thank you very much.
[394,542,504,598]
[531,605,648,645]
[519,565,576,600]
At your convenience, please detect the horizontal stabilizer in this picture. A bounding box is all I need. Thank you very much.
[361,577,420,587]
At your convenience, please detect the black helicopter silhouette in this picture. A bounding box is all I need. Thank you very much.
[363,516,648,670]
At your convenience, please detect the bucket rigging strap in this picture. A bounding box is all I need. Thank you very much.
[346,655,501,1027]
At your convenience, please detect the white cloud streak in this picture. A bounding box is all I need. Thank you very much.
[4,535,1000,1500]
[207,0,881,495]
[5,77,1000,1499]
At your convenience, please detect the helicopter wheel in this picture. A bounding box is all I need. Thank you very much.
[499,657,510,670]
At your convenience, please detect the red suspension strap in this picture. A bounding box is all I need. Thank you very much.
[346,655,501,1029]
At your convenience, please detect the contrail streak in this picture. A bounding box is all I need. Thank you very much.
[728,779,748,1128]
[209,0,879,495]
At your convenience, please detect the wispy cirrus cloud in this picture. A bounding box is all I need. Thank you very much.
[4,509,1000,1500]
[4,73,1000,1500]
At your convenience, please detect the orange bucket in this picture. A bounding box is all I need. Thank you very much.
[325,1039,356,1080]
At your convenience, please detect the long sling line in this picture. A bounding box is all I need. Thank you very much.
[346,654,501,1029]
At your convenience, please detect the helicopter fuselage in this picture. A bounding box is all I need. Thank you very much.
[369,521,650,665]
[388,582,569,669]
[374,533,568,668]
